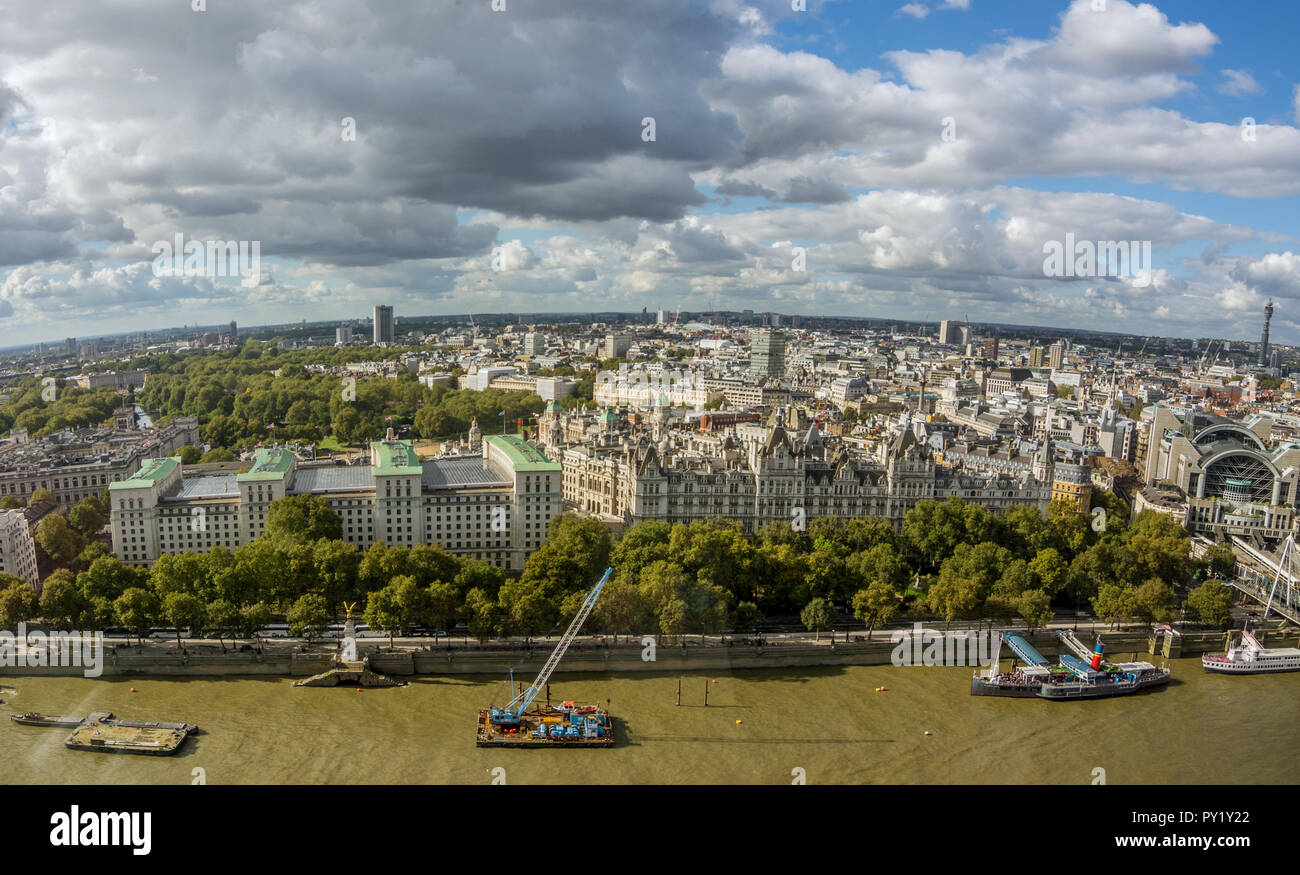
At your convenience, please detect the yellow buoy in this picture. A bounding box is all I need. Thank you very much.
[735,720,742,724]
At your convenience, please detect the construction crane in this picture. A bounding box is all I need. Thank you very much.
[489,567,612,726]
[1198,339,1217,373]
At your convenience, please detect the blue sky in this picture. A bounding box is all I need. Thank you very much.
[3,0,1300,344]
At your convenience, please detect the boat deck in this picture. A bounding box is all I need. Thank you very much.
[64,720,193,755]
[475,708,614,748]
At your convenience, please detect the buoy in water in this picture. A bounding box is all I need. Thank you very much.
[735,719,742,724]
[129,687,136,693]
[711,679,717,684]
[924,731,932,736]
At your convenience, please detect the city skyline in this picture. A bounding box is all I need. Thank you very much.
[3,1,1300,344]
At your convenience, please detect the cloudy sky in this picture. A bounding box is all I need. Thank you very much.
[2,0,1299,345]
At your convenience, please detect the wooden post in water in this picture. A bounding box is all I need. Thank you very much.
[676,677,681,706]
[704,679,709,707]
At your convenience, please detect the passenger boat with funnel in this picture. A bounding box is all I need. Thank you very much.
[971,631,1170,699]
[1203,625,1300,674]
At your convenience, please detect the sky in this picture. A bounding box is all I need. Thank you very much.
[2,0,1299,346]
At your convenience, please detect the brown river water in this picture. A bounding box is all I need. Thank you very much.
[1,659,1296,784]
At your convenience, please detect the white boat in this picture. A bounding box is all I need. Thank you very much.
[1202,626,1300,674]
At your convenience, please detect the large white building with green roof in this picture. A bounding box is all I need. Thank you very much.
[110,433,561,570]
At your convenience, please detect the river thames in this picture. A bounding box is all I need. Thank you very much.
[2,659,1296,784]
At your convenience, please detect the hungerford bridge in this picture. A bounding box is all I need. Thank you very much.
[1194,535,1300,625]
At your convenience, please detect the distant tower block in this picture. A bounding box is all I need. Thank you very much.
[1259,299,1275,368]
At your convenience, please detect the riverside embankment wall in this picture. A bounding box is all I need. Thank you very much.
[4,627,1291,678]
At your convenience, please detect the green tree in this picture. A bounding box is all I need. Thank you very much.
[453,559,506,601]
[851,580,899,640]
[206,599,241,648]
[358,542,411,594]
[425,582,459,633]
[173,445,202,465]
[287,593,330,642]
[1046,499,1090,558]
[848,542,909,593]
[68,497,106,536]
[39,569,86,628]
[314,539,362,612]
[729,600,763,635]
[610,520,673,575]
[1090,491,1131,540]
[113,587,160,644]
[161,592,206,646]
[78,555,147,602]
[800,597,835,641]
[28,488,56,506]
[1131,578,1177,624]
[1091,583,1135,630]
[36,514,84,565]
[1202,544,1236,578]
[265,494,343,544]
[364,576,424,647]
[1185,581,1233,628]
[498,576,558,641]
[239,603,273,644]
[1027,547,1069,597]
[0,579,39,627]
[592,573,652,642]
[462,587,500,643]
[199,447,236,463]
[668,519,755,604]
[1017,589,1054,635]
[148,552,212,601]
[903,497,967,566]
[926,574,979,628]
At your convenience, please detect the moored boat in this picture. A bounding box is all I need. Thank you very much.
[971,631,1170,700]
[10,712,88,728]
[1203,626,1300,674]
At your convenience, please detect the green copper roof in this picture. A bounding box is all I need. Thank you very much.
[236,447,295,482]
[108,455,179,490]
[372,439,421,476]
[486,434,560,472]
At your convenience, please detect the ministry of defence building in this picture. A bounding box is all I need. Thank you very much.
[110,431,561,571]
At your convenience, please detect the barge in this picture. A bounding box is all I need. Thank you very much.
[477,567,614,749]
[12,710,197,756]
[476,700,613,748]
[971,631,1170,699]
[1203,625,1300,674]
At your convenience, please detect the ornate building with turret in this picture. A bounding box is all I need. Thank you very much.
[544,403,1053,533]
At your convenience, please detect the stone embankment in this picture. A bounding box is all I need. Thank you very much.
[2,625,1289,678]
